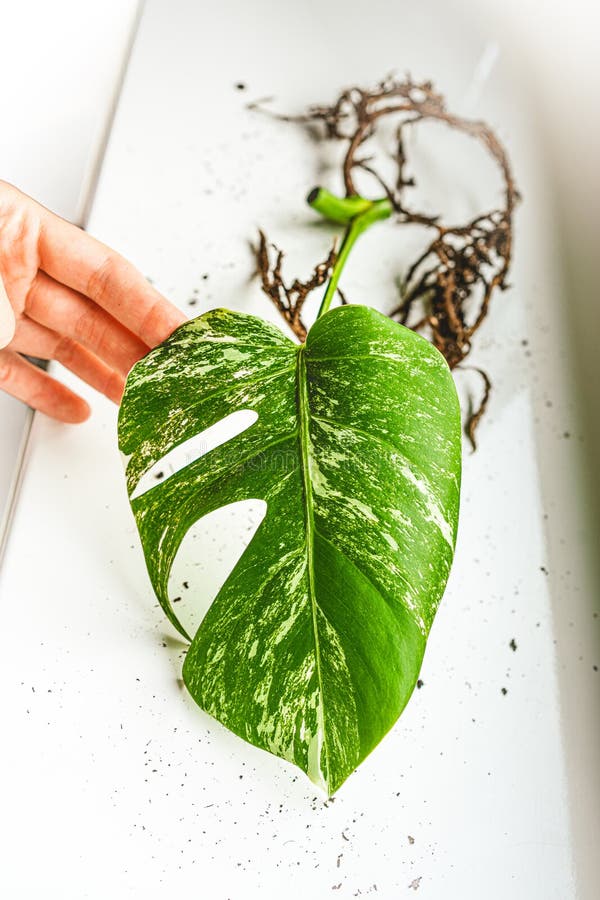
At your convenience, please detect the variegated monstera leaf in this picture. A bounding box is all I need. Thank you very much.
[118,304,461,794]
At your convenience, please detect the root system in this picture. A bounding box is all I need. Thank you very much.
[252,75,519,449]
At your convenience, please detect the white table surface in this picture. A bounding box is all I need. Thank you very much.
[0,0,139,542]
[1,1,599,898]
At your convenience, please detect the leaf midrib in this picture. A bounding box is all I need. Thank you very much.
[296,346,329,790]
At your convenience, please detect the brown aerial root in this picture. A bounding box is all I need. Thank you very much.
[254,230,338,343]
[251,75,519,450]
[459,366,492,452]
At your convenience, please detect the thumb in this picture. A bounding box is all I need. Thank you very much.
[0,273,16,349]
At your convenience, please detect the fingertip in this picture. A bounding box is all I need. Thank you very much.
[170,308,189,332]
[106,372,126,405]
[61,397,91,424]
[2,350,93,425]
[78,398,92,421]
[162,308,189,343]
[144,303,188,348]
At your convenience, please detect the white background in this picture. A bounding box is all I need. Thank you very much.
[0,0,139,529]
[1,0,598,529]
[0,2,599,898]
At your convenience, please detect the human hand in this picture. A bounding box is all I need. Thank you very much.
[0,180,186,422]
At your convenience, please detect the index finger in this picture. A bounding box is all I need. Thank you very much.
[37,205,187,347]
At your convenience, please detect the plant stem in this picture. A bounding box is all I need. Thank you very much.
[307,188,392,319]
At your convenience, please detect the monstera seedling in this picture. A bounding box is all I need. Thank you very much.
[118,188,461,794]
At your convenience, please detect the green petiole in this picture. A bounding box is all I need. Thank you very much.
[307,187,393,319]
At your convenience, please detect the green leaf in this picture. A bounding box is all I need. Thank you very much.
[118,304,461,794]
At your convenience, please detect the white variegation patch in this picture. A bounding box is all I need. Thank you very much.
[119,304,461,795]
